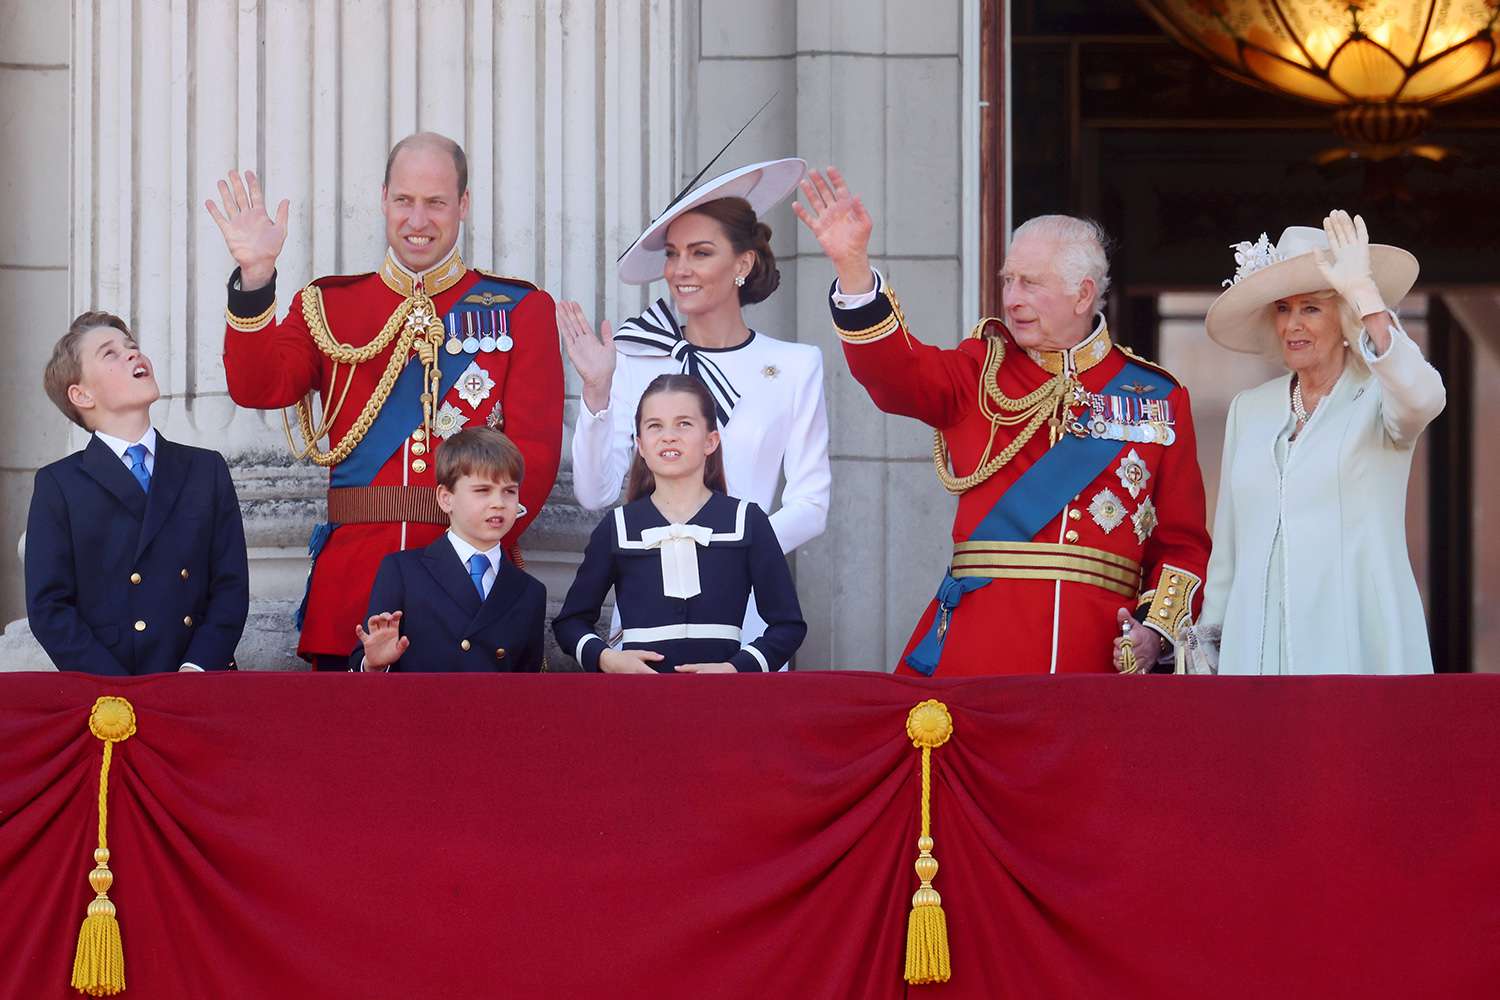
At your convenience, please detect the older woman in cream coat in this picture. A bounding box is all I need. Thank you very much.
[1197,211,1446,675]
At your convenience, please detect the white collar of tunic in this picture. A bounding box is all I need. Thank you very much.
[613,496,748,548]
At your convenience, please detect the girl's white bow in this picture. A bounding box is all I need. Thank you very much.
[639,523,714,599]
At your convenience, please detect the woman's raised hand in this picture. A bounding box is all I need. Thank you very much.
[1314,209,1384,320]
[557,300,617,414]
[205,169,289,292]
[793,166,876,294]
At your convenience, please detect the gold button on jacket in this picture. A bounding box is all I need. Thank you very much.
[460,639,471,651]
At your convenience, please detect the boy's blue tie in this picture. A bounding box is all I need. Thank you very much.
[467,553,489,600]
[126,444,151,493]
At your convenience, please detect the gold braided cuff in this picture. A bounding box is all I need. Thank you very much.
[226,301,276,332]
[1141,564,1202,644]
[835,289,903,344]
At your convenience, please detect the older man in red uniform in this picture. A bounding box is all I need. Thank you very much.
[796,169,1209,675]
[207,133,562,667]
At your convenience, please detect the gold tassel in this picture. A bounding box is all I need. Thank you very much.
[71,696,136,997]
[904,699,954,985]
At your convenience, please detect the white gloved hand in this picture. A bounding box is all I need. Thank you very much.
[1314,209,1386,319]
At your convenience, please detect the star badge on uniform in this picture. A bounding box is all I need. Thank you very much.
[433,401,465,440]
[485,399,504,430]
[1088,488,1127,534]
[456,361,496,408]
[1116,448,1150,499]
[1131,496,1159,544]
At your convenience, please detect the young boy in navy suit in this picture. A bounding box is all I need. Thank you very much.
[353,427,546,672]
[26,311,249,674]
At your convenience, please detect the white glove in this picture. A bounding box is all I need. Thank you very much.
[1314,209,1385,320]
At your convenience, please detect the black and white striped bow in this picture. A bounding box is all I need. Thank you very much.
[614,298,742,425]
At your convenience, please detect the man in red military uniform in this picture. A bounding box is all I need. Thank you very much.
[796,168,1209,675]
[206,132,562,666]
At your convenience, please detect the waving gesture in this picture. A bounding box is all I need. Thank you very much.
[355,611,409,672]
[1314,209,1384,320]
[205,169,289,292]
[793,166,875,294]
[557,300,617,414]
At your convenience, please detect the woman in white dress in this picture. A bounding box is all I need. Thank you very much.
[557,159,830,646]
[1195,210,1446,675]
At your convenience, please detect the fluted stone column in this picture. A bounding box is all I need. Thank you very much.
[2,0,983,674]
[3,0,687,669]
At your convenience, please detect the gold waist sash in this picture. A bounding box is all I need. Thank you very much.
[950,540,1140,599]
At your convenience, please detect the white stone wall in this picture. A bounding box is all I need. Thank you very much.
[1,0,977,672]
[690,1,970,668]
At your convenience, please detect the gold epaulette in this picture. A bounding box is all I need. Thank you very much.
[1118,345,1182,388]
[1141,565,1202,644]
[475,269,538,291]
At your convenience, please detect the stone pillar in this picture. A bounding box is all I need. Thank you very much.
[0,2,71,622]
[4,0,685,669]
[690,0,972,669]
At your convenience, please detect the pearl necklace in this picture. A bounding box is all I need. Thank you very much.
[1291,380,1309,424]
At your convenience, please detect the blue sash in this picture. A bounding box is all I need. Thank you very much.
[298,281,531,628]
[906,358,1169,674]
[328,280,530,488]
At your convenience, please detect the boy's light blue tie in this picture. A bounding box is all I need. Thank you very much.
[467,553,488,600]
[126,444,151,493]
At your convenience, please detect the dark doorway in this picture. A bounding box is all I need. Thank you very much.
[983,0,1500,671]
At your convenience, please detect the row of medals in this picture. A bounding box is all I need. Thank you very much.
[1056,386,1177,445]
[444,310,514,356]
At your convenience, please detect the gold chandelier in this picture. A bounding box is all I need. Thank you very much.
[1137,1,1500,158]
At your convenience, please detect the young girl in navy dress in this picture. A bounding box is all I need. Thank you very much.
[553,374,806,672]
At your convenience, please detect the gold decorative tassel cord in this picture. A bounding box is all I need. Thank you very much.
[904,700,954,985]
[71,697,137,997]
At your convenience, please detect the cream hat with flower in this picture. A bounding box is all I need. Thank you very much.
[1205,225,1418,356]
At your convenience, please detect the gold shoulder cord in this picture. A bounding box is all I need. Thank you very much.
[931,322,1079,495]
[282,286,446,467]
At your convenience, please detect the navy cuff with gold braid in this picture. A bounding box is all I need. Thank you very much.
[226,267,278,331]
[828,278,901,344]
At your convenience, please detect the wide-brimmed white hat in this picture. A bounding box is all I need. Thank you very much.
[617,157,807,285]
[1205,225,1418,356]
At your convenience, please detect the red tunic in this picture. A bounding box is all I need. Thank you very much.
[223,251,563,659]
[832,284,1210,675]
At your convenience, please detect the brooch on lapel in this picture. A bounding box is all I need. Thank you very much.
[762,365,779,380]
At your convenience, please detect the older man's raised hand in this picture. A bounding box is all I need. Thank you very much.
[793,166,876,295]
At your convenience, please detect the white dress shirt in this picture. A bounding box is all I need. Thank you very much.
[445,530,504,599]
[95,426,158,477]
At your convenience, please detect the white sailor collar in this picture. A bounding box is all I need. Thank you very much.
[613,492,751,551]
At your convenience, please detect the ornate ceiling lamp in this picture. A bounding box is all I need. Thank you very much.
[1136,1,1500,161]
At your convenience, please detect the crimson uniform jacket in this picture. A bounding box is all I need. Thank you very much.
[223,247,563,660]
[830,278,1210,675]
[25,434,249,674]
